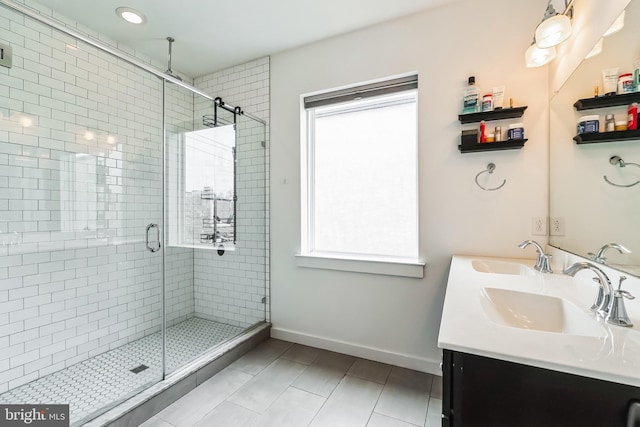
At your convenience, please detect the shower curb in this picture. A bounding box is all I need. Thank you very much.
[82,322,271,427]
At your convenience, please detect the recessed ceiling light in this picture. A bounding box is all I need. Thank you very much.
[116,7,146,25]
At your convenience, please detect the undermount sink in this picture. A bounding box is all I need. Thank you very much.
[472,259,536,276]
[480,287,606,337]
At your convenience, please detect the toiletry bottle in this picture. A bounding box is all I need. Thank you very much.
[634,58,640,92]
[605,114,615,132]
[492,86,505,110]
[481,93,493,112]
[628,103,638,130]
[463,76,479,114]
[495,126,501,142]
[480,120,486,143]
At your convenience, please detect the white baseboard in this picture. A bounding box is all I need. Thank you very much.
[271,327,441,376]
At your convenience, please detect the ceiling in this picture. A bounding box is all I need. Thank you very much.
[32,0,459,78]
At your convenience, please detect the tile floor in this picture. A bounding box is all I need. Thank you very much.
[141,339,443,427]
[0,318,243,426]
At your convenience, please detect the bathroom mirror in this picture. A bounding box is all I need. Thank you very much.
[549,0,640,276]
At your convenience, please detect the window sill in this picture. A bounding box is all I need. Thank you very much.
[295,253,425,278]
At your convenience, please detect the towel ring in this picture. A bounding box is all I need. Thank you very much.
[475,163,506,191]
[604,155,640,188]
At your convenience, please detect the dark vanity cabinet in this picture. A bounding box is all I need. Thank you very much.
[442,350,640,427]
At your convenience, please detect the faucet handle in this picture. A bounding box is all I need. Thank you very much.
[618,276,627,290]
[588,252,606,263]
[607,277,635,327]
[618,290,635,300]
[616,277,635,300]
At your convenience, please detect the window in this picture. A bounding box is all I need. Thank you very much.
[300,75,421,274]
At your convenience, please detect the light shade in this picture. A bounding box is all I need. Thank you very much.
[535,14,572,49]
[115,7,147,24]
[585,38,603,59]
[525,43,557,68]
[603,10,625,37]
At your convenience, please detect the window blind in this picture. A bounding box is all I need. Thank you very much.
[303,75,418,109]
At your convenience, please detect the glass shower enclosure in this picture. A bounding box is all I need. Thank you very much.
[0,3,267,425]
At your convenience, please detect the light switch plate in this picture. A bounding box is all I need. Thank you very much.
[0,42,12,68]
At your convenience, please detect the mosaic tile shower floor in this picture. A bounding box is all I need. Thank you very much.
[0,318,243,426]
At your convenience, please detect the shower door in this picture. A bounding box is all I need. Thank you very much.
[0,21,165,425]
[164,84,268,374]
[0,2,269,424]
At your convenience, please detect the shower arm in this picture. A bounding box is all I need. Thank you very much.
[165,37,182,81]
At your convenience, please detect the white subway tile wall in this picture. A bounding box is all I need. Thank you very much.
[164,82,197,328]
[0,0,268,398]
[0,3,192,393]
[193,58,270,327]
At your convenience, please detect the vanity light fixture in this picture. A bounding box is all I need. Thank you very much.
[585,38,603,59]
[525,0,573,68]
[534,0,572,49]
[525,40,557,68]
[603,10,624,37]
[115,7,147,25]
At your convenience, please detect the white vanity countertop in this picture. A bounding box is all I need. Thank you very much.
[438,254,640,387]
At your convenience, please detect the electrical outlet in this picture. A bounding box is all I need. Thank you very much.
[550,217,565,236]
[532,216,547,236]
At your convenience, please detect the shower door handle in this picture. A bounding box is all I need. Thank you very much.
[146,223,161,253]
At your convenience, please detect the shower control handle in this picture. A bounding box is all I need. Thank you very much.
[146,223,161,253]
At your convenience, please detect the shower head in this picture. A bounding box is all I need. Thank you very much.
[165,36,182,81]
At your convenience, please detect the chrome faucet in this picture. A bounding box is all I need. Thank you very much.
[563,262,615,321]
[517,240,552,273]
[588,243,631,265]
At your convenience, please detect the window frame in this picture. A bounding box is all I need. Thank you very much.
[298,75,424,278]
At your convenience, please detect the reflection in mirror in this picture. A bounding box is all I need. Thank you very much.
[550,0,640,276]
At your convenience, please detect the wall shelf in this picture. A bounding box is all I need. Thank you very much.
[573,93,640,110]
[458,139,527,153]
[458,106,528,124]
[573,130,640,144]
